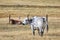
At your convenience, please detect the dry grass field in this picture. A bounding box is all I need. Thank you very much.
[0,16,60,40]
[0,0,60,6]
[0,6,60,40]
[0,0,60,40]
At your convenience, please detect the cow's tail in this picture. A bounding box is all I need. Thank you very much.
[46,14,49,32]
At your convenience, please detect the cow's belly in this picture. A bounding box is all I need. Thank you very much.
[33,20,43,28]
[33,26,39,30]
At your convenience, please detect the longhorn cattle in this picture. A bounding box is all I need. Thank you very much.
[22,15,48,36]
[10,19,22,24]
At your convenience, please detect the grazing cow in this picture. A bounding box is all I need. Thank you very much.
[22,16,48,36]
[10,19,22,24]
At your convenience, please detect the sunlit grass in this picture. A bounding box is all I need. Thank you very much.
[0,17,60,40]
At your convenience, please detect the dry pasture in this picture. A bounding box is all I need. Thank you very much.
[0,0,60,40]
[0,17,60,40]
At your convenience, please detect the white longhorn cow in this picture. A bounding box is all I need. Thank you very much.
[22,15,48,36]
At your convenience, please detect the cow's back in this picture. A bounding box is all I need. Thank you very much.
[31,17,43,27]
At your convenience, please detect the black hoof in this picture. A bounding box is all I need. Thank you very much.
[38,32,43,36]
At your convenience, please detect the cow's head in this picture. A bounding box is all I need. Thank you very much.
[22,17,33,25]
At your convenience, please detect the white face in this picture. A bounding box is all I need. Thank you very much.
[22,17,29,25]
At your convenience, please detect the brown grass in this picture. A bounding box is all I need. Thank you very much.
[0,17,60,40]
[0,0,60,40]
[0,6,60,18]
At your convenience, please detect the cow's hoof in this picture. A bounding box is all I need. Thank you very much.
[41,31,44,37]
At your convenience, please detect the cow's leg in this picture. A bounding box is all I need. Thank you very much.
[40,28,44,36]
[33,28,35,35]
[39,27,44,36]
[31,25,35,35]
[38,28,40,35]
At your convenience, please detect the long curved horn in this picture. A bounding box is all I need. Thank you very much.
[46,14,48,32]
[9,14,11,24]
[27,13,30,20]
